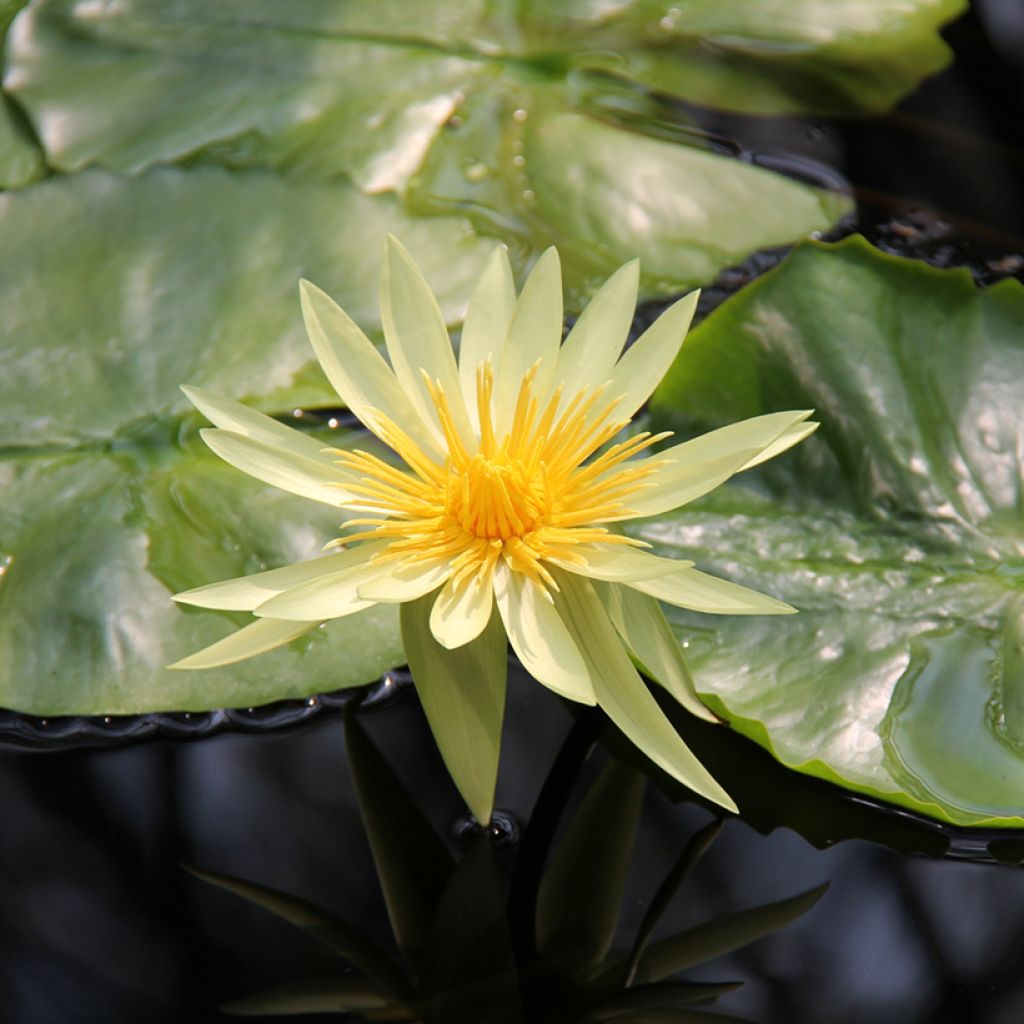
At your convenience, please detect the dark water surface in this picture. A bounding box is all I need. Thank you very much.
[3,4,1024,1022]
[5,669,1024,1023]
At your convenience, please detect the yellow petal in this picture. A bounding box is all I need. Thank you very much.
[494,247,562,433]
[381,236,473,449]
[596,582,718,723]
[253,557,386,621]
[555,258,639,396]
[199,428,355,507]
[613,412,815,520]
[493,562,594,705]
[167,617,320,670]
[181,385,342,468]
[552,571,736,811]
[357,558,453,603]
[300,278,443,459]
[429,572,495,650]
[458,245,516,432]
[740,419,819,470]
[633,568,796,615]
[546,544,692,583]
[605,290,699,422]
[172,543,385,611]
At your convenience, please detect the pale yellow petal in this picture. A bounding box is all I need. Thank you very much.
[610,447,761,521]
[299,278,443,458]
[611,412,815,520]
[596,582,718,723]
[381,236,473,448]
[493,562,594,705]
[495,247,563,433]
[200,428,355,507]
[555,258,639,394]
[429,572,495,650]
[181,385,341,467]
[172,543,385,612]
[545,544,692,583]
[253,557,386,621]
[167,617,320,670]
[633,568,797,615]
[458,245,516,431]
[604,290,699,422]
[552,571,736,811]
[357,558,453,603]
[740,419,819,470]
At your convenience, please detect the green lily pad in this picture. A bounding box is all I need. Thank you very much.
[0,166,496,714]
[644,235,1024,827]
[0,0,44,188]
[558,0,965,115]
[3,0,866,299]
[0,165,490,448]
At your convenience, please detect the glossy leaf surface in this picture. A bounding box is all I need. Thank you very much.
[645,236,1024,827]
[1,0,872,299]
[0,167,493,714]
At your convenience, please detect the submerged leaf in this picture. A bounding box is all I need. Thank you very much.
[624,821,723,988]
[183,865,413,1007]
[420,834,522,1024]
[628,883,829,985]
[536,758,646,975]
[221,976,395,1017]
[345,708,454,964]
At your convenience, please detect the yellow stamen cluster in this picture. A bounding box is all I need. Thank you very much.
[333,363,669,593]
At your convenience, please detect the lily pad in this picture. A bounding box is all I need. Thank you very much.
[0,166,495,714]
[0,0,44,187]
[2,0,866,299]
[644,235,1024,827]
[0,165,490,447]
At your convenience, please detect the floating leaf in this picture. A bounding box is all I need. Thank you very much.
[645,235,1024,827]
[0,166,494,715]
[561,0,965,115]
[5,0,858,299]
[0,0,44,188]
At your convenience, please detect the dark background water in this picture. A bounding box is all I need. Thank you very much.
[3,3,1024,1022]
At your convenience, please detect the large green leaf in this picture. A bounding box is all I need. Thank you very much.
[2,0,867,299]
[557,0,965,115]
[643,235,1024,827]
[0,166,489,447]
[0,166,496,714]
[0,0,44,187]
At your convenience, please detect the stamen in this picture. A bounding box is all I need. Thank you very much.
[326,365,673,592]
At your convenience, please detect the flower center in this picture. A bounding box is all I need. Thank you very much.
[447,452,546,540]
[331,360,669,590]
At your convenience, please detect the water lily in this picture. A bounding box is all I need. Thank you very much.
[170,237,816,819]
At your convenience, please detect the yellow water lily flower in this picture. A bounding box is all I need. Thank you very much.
[171,238,816,820]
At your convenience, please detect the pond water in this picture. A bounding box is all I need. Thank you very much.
[3,3,1024,1023]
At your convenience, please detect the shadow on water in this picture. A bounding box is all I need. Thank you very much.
[3,667,1024,1023]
